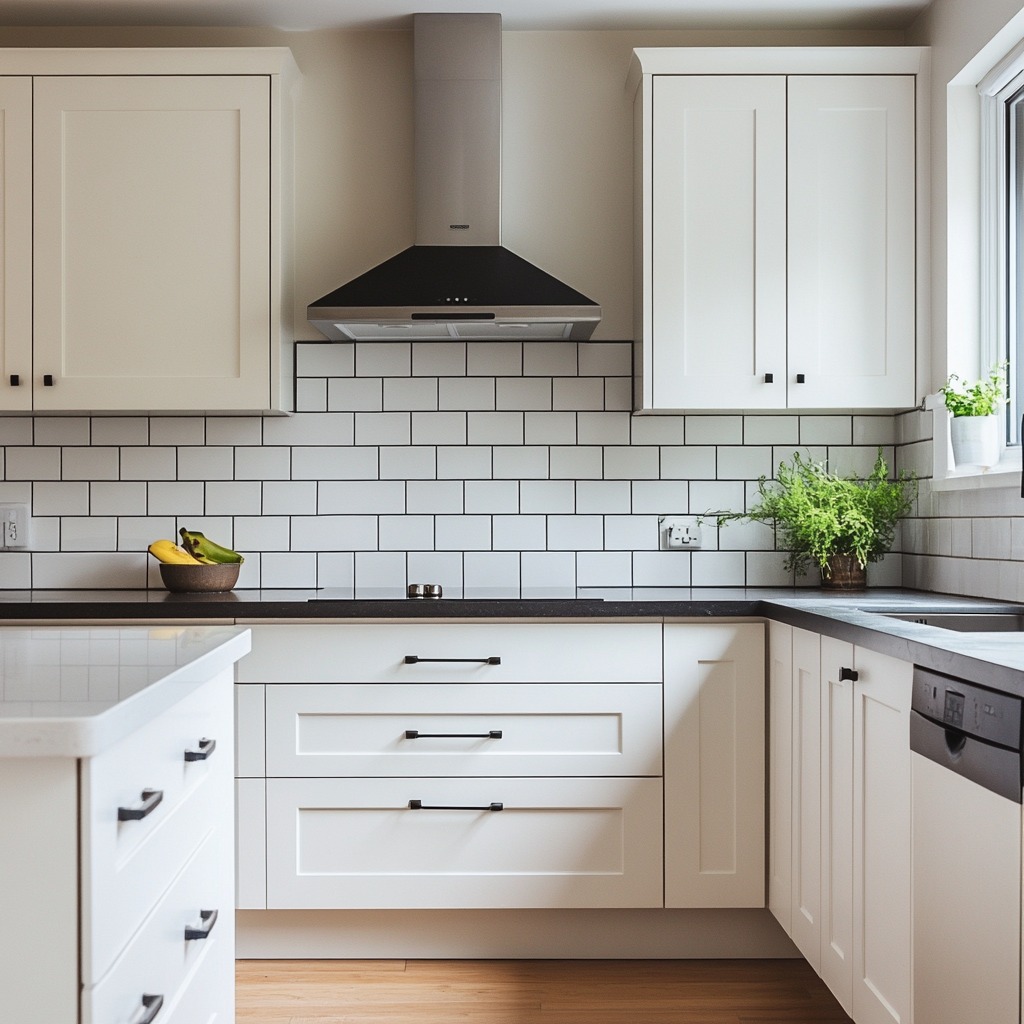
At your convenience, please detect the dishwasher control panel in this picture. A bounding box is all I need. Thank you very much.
[913,665,1022,748]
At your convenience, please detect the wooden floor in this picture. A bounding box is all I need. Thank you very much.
[236,959,853,1024]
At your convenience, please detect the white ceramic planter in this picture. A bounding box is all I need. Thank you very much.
[950,414,1001,468]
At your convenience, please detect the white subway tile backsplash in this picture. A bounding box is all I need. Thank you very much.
[176,446,234,481]
[630,416,684,445]
[92,482,147,517]
[356,342,411,377]
[0,420,32,446]
[630,480,689,514]
[688,480,746,518]
[660,446,716,480]
[34,481,90,516]
[465,480,519,514]
[0,551,31,588]
[692,551,746,587]
[33,552,145,589]
[550,445,601,479]
[408,550,464,589]
[293,445,378,480]
[8,447,60,480]
[260,551,318,588]
[328,377,383,411]
[262,412,354,446]
[120,446,176,481]
[604,515,658,551]
[745,551,793,587]
[296,341,355,377]
[380,446,437,480]
[467,342,521,377]
[524,342,577,377]
[604,377,633,411]
[436,514,491,551]
[206,481,262,516]
[405,480,463,514]
[355,412,411,446]
[91,418,149,446]
[467,411,524,445]
[316,551,355,588]
[384,377,439,411]
[61,446,119,481]
[520,480,575,514]
[296,378,326,412]
[575,479,631,514]
[493,446,548,480]
[353,551,406,589]
[553,377,605,411]
[685,416,742,446]
[853,416,898,445]
[579,342,631,377]
[379,514,433,551]
[437,446,492,480]
[294,514,377,552]
[234,515,292,551]
[148,481,204,516]
[521,551,576,591]
[604,445,658,479]
[800,415,852,445]
[743,415,799,445]
[524,412,576,445]
[35,418,90,446]
[150,417,205,446]
[412,412,467,446]
[492,514,546,551]
[440,377,495,410]
[497,377,552,411]
[61,516,117,551]
[716,446,773,481]
[576,550,633,587]
[235,445,291,480]
[632,550,690,587]
[319,480,406,515]
[577,412,630,445]
[263,481,318,515]
[463,551,520,591]
[413,341,467,377]
[547,515,603,550]
[207,418,262,446]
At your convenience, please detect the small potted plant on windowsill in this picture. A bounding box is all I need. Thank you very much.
[939,362,1008,469]
[709,449,916,590]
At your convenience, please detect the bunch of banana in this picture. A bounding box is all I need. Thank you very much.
[178,528,245,565]
[147,539,201,565]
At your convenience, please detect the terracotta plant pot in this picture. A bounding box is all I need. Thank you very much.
[820,554,867,590]
[950,414,1000,468]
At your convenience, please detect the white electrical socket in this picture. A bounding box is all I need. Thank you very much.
[0,504,30,549]
[658,515,702,551]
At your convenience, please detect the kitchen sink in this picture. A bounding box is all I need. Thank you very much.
[879,612,1024,632]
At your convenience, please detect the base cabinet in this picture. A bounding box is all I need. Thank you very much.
[770,623,912,1024]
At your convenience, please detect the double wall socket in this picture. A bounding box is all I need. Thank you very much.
[0,504,30,549]
[658,515,702,550]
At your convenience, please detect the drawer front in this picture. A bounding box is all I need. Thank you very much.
[81,668,235,983]
[83,823,234,1024]
[266,776,664,909]
[265,683,663,777]
[238,622,663,684]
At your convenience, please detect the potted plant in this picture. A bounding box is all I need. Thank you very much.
[939,362,1007,468]
[711,449,916,589]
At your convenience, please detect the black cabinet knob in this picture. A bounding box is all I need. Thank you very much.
[796,373,806,384]
[43,374,54,387]
[764,372,774,383]
[839,666,859,682]
[9,374,18,387]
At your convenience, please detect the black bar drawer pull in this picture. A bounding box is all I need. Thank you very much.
[839,666,859,682]
[409,799,504,812]
[184,908,219,941]
[117,788,164,822]
[9,374,18,387]
[405,729,503,740]
[184,737,217,762]
[130,993,164,1024]
[404,655,501,665]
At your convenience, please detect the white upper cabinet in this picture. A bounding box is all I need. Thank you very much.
[630,47,926,413]
[0,48,296,415]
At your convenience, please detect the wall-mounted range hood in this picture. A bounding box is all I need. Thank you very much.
[306,12,602,343]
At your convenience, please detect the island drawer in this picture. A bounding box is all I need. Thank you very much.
[262,682,663,778]
[265,775,664,910]
[80,668,234,983]
[237,622,663,685]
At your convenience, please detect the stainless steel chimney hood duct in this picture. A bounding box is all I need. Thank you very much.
[306,13,602,342]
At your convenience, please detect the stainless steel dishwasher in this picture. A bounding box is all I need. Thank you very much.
[911,665,1023,1024]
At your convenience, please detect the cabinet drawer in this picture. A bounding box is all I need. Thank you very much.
[266,776,664,909]
[238,622,663,684]
[265,683,663,778]
[81,668,234,983]
[82,824,233,1024]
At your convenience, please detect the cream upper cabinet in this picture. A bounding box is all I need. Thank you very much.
[0,48,296,415]
[630,47,925,413]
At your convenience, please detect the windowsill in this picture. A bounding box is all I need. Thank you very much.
[928,393,1022,491]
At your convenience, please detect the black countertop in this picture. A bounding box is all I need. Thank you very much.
[3,586,1024,695]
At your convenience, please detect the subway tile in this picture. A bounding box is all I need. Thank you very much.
[800,415,853,446]
[408,550,464,589]
[263,481,318,516]
[467,411,524,445]
[62,446,119,481]
[660,446,716,480]
[972,517,1012,560]
[716,445,774,480]
[296,377,327,412]
[553,377,604,411]
[436,515,491,551]
[463,551,520,591]
[296,342,355,377]
[379,446,437,480]
[234,515,292,551]
[356,342,411,377]
[577,411,630,445]
[492,514,546,551]
[406,480,464,514]
[685,415,742,445]
[579,342,631,377]
[716,518,774,551]
[524,342,577,376]
[497,377,552,411]
[33,552,146,589]
[0,551,32,588]
[292,514,378,552]
[465,480,519,514]
[550,446,601,480]
[176,446,234,481]
[520,480,575,514]
[439,377,495,410]
[604,377,633,411]
[91,418,148,446]
[92,482,148,517]
[0,419,31,445]
[8,447,60,480]
[524,412,576,445]
[467,342,522,376]
[827,445,894,478]
[630,415,684,445]
[316,551,355,588]
[576,550,633,587]
[521,550,576,591]
[547,514,603,550]
[260,551,318,588]
[745,551,794,587]
[412,412,467,445]
[117,516,174,553]
[33,482,89,516]
[853,415,898,445]
[603,515,658,551]
[605,445,658,479]
[206,481,262,516]
[575,479,631,514]
[206,418,262,446]
[328,377,384,411]
[235,445,291,480]
[743,415,799,445]
[691,551,746,587]
[120,447,176,482]
[61,516,117,551]
[689,480,746,518]
[293,446,378,480]
[631,480,689,514]
[379,514,434,551]
[413,342,467,376]
[493,446,549,479]
[319,480,406,515]
[355,412,411,446]
[262,412,354,446]
[150,417,205,445]
[632,550,690,587]
[34,418,89,446]
[384,377,439,411]
[437,446,492,480]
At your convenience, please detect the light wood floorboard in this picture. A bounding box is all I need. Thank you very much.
[236,959,853,1024]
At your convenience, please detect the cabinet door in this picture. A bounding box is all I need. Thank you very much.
[790,626,821,970]
[851,646,912,1024]
[787,76,916,409]
[0,78,32,412]
[664,622,765,908]
[768,620,793,932]
[649,76,787,411]
[32,75,272,412]
[819,636,855,1014]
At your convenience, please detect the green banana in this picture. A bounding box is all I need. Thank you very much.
[179,528,244,564]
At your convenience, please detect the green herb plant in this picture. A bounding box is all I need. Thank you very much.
[938,361,1008,417]
[711,449,916,578]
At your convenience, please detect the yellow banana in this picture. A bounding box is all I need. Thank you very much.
[148,539,202,565]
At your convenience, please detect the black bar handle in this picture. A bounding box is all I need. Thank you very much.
[117,788,164,822]
[409,799,504,812]
[43,374,54,387]
[9,374,18,387]
[404,655,501,665]
[184,908,219,941]
[839,666,859,682]
[184,737,217,762]
[405,729,502,740]
[131,994,164,1024]
[796,373,806,383]
[764,372,774,383]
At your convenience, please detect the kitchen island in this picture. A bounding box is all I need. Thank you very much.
[0,624,251,1024]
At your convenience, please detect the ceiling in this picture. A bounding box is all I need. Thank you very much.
[0,0,932,33]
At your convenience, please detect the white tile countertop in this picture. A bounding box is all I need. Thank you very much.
[0,625,251,757]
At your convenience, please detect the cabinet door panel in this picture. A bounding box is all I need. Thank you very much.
[32,75,271,411]
[0,78,32,411]
[650,76,786,410]
[664,622,765,907]
[768,620,793,932]
[787,75,915,408]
